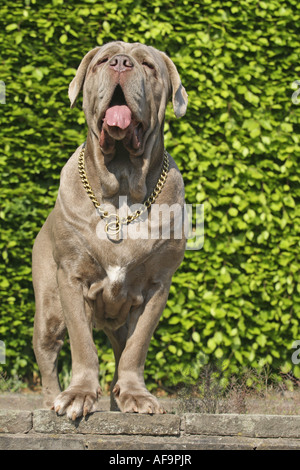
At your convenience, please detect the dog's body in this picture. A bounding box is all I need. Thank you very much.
[32,41,188,419]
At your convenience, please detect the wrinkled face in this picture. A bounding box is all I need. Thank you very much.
[82,42,171,156]
[69,42,188,159]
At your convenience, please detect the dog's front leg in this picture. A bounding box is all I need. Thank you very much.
[53,268,101,420]
[112,281,170,414]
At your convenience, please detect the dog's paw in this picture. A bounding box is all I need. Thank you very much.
[52,384,101,420]
[112,383,165,414]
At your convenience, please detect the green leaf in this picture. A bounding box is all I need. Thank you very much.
[215,347,223,358]
[6,23,18,31]
[192,331,200,343]
[244,90,259,105]
[257,335,267,348]
[59,34,68,44]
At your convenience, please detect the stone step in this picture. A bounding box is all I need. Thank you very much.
[0,409,300,450]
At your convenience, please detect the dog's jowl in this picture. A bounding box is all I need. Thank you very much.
[32,41,188,419]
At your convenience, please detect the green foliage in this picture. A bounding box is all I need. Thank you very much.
[0,0,299,388]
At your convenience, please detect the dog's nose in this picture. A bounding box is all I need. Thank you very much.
[109,55,134,73]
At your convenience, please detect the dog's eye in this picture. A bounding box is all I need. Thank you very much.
[96,57,108,66]
[142,61,155,70]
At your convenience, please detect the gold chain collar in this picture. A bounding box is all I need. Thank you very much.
[78,144,169,236]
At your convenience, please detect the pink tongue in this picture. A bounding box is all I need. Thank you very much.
[105,105,132,129]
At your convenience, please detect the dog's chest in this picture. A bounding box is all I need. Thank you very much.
[86,258,149,331]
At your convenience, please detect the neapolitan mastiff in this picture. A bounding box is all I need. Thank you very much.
[32,41,188,419]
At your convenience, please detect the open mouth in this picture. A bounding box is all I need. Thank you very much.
[104,85,132,130]
[99,85,143,153]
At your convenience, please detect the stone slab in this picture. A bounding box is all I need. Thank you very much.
[83,435,258,451]
[0,433,85,450]
[1,433,300,450]
[33,410,181,436]
[184,413,300,439]
[0,410,32,434]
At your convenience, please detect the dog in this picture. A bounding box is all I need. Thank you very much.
[32,41,188,419]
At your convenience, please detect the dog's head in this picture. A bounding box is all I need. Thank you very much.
[68,41,188,157]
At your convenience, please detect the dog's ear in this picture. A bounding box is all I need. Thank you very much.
[68,47,101,108]
[160,52,188,118]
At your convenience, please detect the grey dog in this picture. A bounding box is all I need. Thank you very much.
[32,41,188,420]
